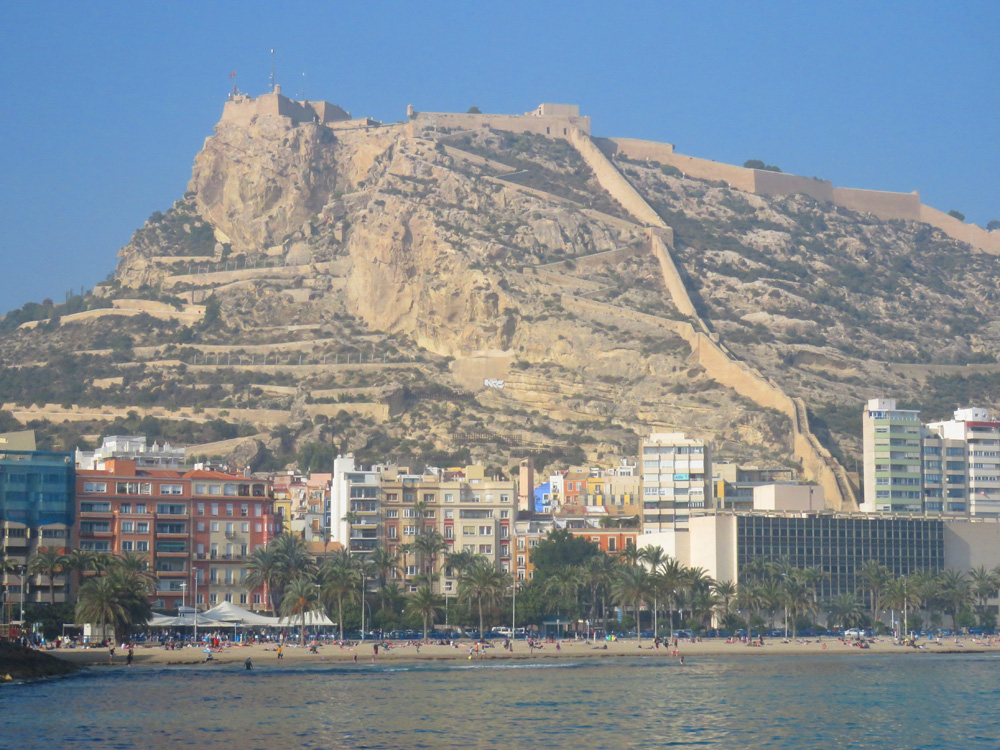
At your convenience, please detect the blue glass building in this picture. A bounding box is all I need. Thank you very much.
[0,449,76,528]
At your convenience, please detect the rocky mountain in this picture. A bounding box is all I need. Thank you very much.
[3,93,1000,506]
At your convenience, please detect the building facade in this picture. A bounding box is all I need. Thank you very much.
[1,448,75,610]
[640,432,712,534]
[75,462,274,611]
[862,398,923,513]
[689,511,946,600]
[380,466,515,595]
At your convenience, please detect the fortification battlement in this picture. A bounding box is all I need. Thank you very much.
[221,87,352,127]
[411,102,591,138]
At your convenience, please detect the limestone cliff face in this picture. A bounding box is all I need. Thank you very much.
[189,116,341,253]
[187,115,403,255]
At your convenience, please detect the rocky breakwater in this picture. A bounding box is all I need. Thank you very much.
[0,643,80,682]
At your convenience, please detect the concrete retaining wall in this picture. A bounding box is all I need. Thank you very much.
[162,262,334,290]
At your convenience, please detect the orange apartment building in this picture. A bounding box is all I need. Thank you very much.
[76,461,274,612]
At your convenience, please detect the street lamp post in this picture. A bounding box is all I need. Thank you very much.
[180,582,187,613]
[16,564,26,630]
[193,575,199,644]
[360,569,366,642]
[512,575,517,638]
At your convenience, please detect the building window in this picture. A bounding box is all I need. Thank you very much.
[445,527,454,539]
[388,527,398,540]
[83,482,107,493]
[161,484,183,496]
[226,504,234,517]
[445,493,454,503]
[121,521,134,533]
[121,541,134,551]
[608,538,617,551]
[135,541,148,552]
[479,526,492,536]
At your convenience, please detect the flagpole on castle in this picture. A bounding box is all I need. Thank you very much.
[270,49,275,92]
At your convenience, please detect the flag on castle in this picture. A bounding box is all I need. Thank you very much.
[229,70,236,79]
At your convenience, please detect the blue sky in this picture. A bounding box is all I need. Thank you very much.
[1,1,997,314]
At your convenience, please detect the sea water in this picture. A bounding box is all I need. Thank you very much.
[2,653,999,749]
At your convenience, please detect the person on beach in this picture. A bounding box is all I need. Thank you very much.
[277,645,283,660]
[245,657,253,670]
[109,645,115,664]
[126,646,134,667]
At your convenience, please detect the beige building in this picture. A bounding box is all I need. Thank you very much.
[379,466,515,595]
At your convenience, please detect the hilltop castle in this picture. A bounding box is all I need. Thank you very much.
[219,89,998,255]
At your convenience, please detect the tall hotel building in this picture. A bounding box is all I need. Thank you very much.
[861,398,922,513]
[640,432,712,546]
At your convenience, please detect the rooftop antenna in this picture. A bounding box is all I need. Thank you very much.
[270,48,275,92]
[300,72,306,100]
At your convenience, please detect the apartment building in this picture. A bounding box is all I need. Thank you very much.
[75,462,274,611]
[862,398,923,513]
[380,466,515,594]
[330,455,383,558]
[640,432,712,534]
[863,400,1000,517]
[926,408,1000,517]
[1,445,75,610]
[272,472,331,543]
[189,471,275,610]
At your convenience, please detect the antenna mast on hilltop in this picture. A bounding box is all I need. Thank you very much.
[270,48,275,92]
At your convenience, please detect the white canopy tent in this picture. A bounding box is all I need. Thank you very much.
[276,610,336,627]
[200,601,280,626]
[146,603,280,629]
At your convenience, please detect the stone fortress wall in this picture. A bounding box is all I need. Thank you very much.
[598,137,998,254]
[411,102,591,139]
[567,126,857,510]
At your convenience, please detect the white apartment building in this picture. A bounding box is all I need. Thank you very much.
[926,408,1000,517]
[640,432,712,556]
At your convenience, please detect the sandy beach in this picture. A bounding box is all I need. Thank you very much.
[45,635,999,669]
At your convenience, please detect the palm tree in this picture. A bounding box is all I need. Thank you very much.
[411,530,447,590]
[378,581,406,617]
[936,569,972,630]
[75,568,153,644]
[826,593,865,632]
[800,566,829,607]
[405,586,442,641]
[64,549,95,600]
[581,555,616,632]
[968,566,998,623]
[272,533,317,602]
[618,542,643,568]
[369,547,399,588]
[280,576,323,646]
[244,545,284,614]
[612,565,650,641]
[859,560,892,627]
[319,557,359,641]
[713,580,738,624]
[544,566,582,620]
[640,546,669,636]
[779,576,813,638]
[736,581,762,634]
[445,550,481,577]
[28,546,67,604]
[458,560,507,638]
[657,558,686,638]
